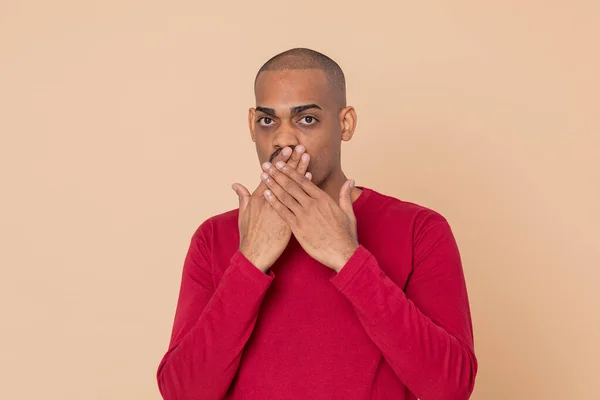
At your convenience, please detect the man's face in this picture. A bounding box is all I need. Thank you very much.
[249,69,343,186]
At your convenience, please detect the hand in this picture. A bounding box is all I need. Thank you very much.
[232,146,312,272]
[260,160,359,272]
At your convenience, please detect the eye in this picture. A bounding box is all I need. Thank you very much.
[258,117,275,127]
[299,116,318,126]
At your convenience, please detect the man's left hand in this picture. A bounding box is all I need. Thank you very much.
[260,159,359,272]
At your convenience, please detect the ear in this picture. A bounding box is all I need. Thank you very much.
[339,106,357,142]
[248,107,257,142]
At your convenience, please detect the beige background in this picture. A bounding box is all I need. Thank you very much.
[1,1,599,399]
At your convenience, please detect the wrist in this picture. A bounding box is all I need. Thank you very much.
[239,245,272,273]
[331,241,359,273]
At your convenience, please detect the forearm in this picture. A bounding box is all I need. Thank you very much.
[330,246,477,400]
[157,250,274,400]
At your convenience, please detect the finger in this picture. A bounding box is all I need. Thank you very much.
[271,160,322,199]
[274,147,293,164]
[232,183,251,213]
[286,145,305,170]
[261,171,302,213]
[262,161,311,206]
[254,147,305,195]
[297,151,310,176]
[264,189,296,224]
[253,150,293,194]
[338,179,356,218]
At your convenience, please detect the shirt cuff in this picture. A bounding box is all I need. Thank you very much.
[230,250,275,285]
[329,245,372,291]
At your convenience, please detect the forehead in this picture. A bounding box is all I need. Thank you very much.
[254,69,332,109]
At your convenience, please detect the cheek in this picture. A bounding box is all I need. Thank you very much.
[254,141,269,162]
[305,147,336,174]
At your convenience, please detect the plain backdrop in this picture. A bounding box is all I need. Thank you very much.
[1,1,598,399]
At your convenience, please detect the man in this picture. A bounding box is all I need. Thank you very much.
[156,48,477,400]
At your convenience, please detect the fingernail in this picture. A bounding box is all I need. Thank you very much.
[231,184,237,192]
[276,161,285,168]
[301,153,309,161]
[350,180,355,188]
[262,162,272,170]
[296,145,304,153]
[282,147,292,156]
[261,172,269,180]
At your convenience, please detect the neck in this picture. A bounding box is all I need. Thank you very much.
[318,168,362,203]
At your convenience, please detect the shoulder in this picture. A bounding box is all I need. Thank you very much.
[363,187,448,224]
[361,187,451,238]
[190,208,240,244]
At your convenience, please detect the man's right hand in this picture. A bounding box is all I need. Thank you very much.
[232,146,311,272]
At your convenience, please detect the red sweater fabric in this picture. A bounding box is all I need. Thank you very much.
[157,187,477,399]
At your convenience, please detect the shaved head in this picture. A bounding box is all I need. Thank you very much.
[254,48,347,108]
[250,48,357,193]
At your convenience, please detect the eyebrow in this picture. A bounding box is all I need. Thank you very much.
[255,104,322,117]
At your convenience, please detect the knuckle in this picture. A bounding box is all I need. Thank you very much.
[280,191,294,205]
[298,175,311,187]
[283,179,296,192]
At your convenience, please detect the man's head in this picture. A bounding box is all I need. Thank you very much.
[249,48,357,188]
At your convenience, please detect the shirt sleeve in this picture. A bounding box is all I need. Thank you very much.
[156,219,275,400]
[329,215,477,400]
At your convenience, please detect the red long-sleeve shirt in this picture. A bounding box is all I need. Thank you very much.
[156,187,477,399]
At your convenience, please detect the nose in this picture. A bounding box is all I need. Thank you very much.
[271,122,300,152]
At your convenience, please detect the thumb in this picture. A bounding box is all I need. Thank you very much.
[232,183,251,213]
[338,179,356,218]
